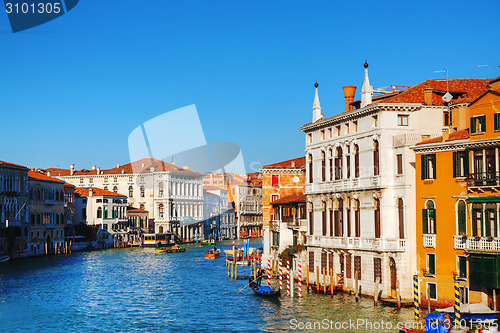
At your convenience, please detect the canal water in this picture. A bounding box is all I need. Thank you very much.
[0,240,418,332]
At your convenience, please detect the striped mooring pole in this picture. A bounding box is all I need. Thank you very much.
[454,278,461,326]
[267,257,271,286]
[279,259,283,293]
[413,275,420,320]
[298,262,302,299]
[286,260,291,296]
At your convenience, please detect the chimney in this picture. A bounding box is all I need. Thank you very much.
[442,128,450,142]
[424,88,433,106]
[97,167,100,174]
[141,163,145,167]
[117,162,120,168]
[150,167,155,172]
[342,86,357,112]
[182,165,190,170]
[422,134,430,141]
[92,165,96,170]
[171,160,176,166]
[88,189,93,197]
[47,171,51,177]
[121,169,125,174]
[70,164,75,176]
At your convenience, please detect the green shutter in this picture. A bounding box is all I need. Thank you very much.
[431,209,437,234]
[453,151,458,178]
[464,150,470,176]
[471,117,476,134]
[472,210,478,236]
[421,155,427,180]
[458,206,466,235]
[459,257,467,278]
[422,209,428,234]
[495,211,498,237]
[481,116,486,132]
[495,113,499,131]
[431,154,437,179]
[428,254,436,274]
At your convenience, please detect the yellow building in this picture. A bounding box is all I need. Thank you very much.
[414,77,500,309]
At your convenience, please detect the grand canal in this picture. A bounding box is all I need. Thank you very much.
[0,240,418,332]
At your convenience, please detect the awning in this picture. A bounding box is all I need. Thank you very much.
[467,197,500,203]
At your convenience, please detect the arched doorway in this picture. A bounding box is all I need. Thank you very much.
[390,257,397,297]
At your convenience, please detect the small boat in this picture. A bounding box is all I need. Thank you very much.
[248,270,280,298]
[200,240,216,246]
[204,249,221,260]
[0,255,9,263]
[155,244,185,253]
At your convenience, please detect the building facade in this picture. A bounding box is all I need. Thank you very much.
[261,157,306,263]
[300,64,489,300]
[235,184,263,238]
[28,171,67,256]
[413,77,500,309]
[47,158,204,238]
[0,160,29,259]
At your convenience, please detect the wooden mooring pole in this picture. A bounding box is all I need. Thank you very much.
[306,264,310,293]
[374,276,380,306]
[330,268,334,297]
[355,270,359,302]
[316,266,320,294]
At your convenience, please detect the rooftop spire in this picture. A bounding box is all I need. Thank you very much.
[361,60,373,108]
[312,81,323,122]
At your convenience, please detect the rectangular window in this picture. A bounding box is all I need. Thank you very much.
[346,254,352,279]
[421,154,436,179]
[444,111,452,127]
[104,178,108,183]
[458,256,467,278]
[80,178,84,184]
[495,113,500,131]
[271,175,279,187]
[427,253,436,275]
[453,151,469,178]
[374,257,382,283]
[321,130,325,140]
[309,252,314,272]
[373,115,378,127]
[471,115,486,134]
[397,114,409,126]
[321,252,327,273]
[396,154,403,175]
[270,194,279,203]
[336,125,341,136]
[309,210,314,235]
[345,123,349,134]
[353,121,358,132]
[428,283,437,300]
[422,207,436,234]
[307,133,312,143]
[354,256,361,280]
[328,128,332,138]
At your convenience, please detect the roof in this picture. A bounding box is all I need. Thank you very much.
[370,79,490,106]
[127,208,149,213]
[262,157,306,169]
[28,170,65,183]
[74,187,127,198]
[415,129,469,145]
[203,185,226,191]
[271,192,306,205]
[46,158,202,177]
[0,160,28,169]
[468,89,500,107]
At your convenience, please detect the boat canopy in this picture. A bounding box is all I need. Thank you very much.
[435,302,499,314]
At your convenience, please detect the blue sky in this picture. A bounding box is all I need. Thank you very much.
[1,0,499,173]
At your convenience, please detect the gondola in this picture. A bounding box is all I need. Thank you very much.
[248,270,280,298]
[0,255,9,263]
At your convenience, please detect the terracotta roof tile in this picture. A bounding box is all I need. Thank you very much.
[74,187,127,198]
[28,170,65,183]
[271,192,306,204]
[415,129,470,145]
[262,157,306,169]
[127,208,149,213]
[0,160,28,169]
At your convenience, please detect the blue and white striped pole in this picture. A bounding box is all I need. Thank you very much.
[454,278,461,326]
[413,275,420,320]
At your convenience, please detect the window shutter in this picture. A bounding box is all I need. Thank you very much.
[458,207,466,235]
[453,151,458,178]
[494,211,498,237]
[481,116,486,132]
[472,210,477,237]
[433,209,437,234]
[422,209,428,234]
[495,113,499,131]
[431,154,437,179]
[459,257,467,278]
[471,117,476,134]
[421,155,427,180]
[429,255,435,274]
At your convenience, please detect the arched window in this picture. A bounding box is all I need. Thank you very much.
[373,140,380,176]
[329,149,334,181]
[97,207,102,218]
[321,151,326,182]
[485,203,497,237]
[158,204,164,218]
[140,186,145,198]
[374,198,381,238]
[457,200,466,235]
[158,182,164,196]
[308,154,313,183]
[335,147,343,180]
[322,201,327,236]
[128,186,133,197]
[140,203,145,210]
[113,186,118,193]
[103,186,108,191]
[398,198,404,239]
[423,200,436,234]
[335,199,344,237]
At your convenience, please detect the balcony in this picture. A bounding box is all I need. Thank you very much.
[423,234,436,248]
[454,235,500,251]
[307,235,405,252]
[466,172,500,191]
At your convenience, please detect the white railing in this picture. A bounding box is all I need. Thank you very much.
[454,235,500,251]
[423,234,436,248]
[306,235,405,252]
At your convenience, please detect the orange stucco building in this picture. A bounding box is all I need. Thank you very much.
[413,76,500,309]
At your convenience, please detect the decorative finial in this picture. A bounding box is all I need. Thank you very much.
[364,60,369,68]
[314,81,319,88]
